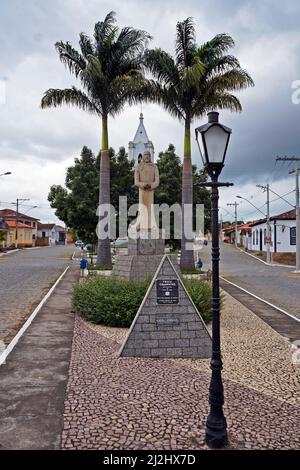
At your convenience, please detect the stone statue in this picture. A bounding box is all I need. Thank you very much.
[132,150,159,233]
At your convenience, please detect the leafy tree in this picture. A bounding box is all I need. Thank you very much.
[156,144,181,206]
[41,11,151,267]
[193,166,211,235]
[110,146,137,236]
[49,146,99,243]
[155,144,211,250]
[143,17,254,269]
[48,146,136,243]
[155,144,181,250]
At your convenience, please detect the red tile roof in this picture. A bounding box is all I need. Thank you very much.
[6,220,32,229]
[271,209,296,221]
[0,209,39,221]
[250,209,296,227]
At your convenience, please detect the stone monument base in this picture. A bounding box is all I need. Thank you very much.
[113,228,174,281]
[127,228,165,256]
[112,254,179,281]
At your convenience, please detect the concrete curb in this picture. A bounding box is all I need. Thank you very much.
[0,249,20,258]
[0,265,70,366]
[237,247,296,269]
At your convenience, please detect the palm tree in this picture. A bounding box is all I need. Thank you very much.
[144,18,254,270]
[41,11,151,267]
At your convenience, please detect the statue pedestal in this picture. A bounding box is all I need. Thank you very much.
[128,229,165,256]
[113,229,180,281]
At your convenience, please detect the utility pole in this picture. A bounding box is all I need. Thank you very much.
[14,198,29,248]
[227,202,239,247]
[256,184,271,264]
[289,166,300,272]
[277,156,300,272]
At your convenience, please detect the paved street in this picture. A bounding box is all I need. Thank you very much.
[198,242,300,319]
[0,246,74,345]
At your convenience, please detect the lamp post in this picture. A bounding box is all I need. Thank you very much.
[195,111,232,449]
[0,172,12,177]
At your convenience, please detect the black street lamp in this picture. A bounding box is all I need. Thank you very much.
[0,172,12,177]
[195,111,233,449]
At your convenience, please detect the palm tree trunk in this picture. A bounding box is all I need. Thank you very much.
[180,118,194,271]
[96,115,112,267]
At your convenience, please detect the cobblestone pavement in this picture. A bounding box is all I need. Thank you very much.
[198,242,300,319]
[88,291,300,408]
[0,246,74,345]
[62,315,300,450]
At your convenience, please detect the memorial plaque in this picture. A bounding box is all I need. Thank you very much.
[156,279,179,304]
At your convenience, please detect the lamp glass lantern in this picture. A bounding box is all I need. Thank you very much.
[195,111,232,177]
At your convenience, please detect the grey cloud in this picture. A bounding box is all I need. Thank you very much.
[1,0,300,223]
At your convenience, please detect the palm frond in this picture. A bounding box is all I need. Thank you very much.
[41,87,100,115]
[55,41,86,77]
[175,17,196,68]
[116,27,152,57]
[94,11,118,55]
[205,92,242,113]
[205,68,254,93]
[79,33,94,58]
[144,48,179,86]
[197,34,235,62]
[181,57,206,89]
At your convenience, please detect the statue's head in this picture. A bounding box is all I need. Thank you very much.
[142,150,151,163]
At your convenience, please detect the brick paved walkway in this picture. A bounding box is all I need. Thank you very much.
[62,317,300,450]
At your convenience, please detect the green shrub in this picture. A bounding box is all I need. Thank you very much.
[183,278,212,324]
[72,276,150,327]
[72,276,212,327]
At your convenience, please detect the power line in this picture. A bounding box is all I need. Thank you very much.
[269,189,295,205]
[240,204,266,219]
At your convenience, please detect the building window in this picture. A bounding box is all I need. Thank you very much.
[264,228,266,244]
[42,231,46,238]
[256,230,258,245]
[252,231,255,245]
[290,227,296,245]
[33,222,36,228]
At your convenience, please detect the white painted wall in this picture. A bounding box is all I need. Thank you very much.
[249,219,296,253]
[37,226,67,245]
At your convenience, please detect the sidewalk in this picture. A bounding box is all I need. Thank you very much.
[1,261,300,450]
[0,265,78,450]
[62,315,300,450]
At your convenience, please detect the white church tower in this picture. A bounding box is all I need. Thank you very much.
[128,113,154,165]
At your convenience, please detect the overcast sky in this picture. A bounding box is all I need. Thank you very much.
[0,0,300,224]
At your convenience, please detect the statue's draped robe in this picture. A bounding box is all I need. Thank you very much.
[133,162,159,231]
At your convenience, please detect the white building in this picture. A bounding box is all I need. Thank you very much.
[248,209,296,253]
[37,223,67,246]
[128,113,154,165]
